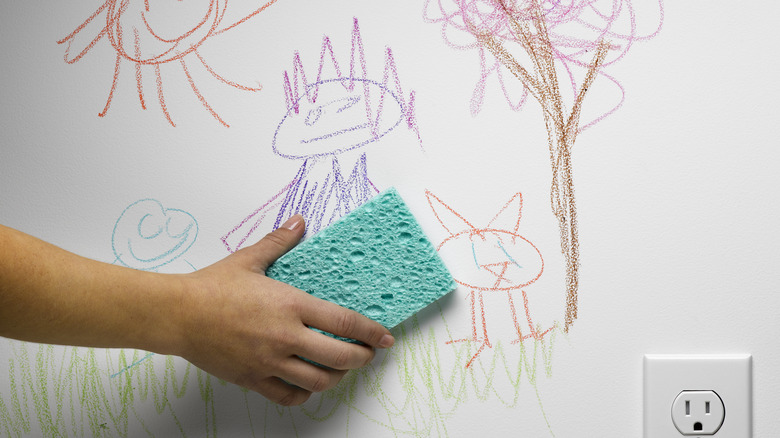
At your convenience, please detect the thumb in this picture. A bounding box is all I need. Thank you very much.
[246,215,305,273]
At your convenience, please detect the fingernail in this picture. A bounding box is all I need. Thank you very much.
[282,215,303,231]
[378,334,395,348]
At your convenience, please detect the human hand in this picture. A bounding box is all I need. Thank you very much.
[174,215,394,406]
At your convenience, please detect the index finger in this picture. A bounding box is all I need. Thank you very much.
[300,295,394,349]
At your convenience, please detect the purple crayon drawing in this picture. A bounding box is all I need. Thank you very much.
[222,17,420,252]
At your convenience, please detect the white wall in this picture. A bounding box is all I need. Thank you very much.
[1,1,778,436]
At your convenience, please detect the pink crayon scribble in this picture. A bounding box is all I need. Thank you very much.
[57,0,279,127]
[222,18,421,252]
[427,190,554,368]
[423,0,664,129]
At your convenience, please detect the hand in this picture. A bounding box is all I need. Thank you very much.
[176,215,395,406]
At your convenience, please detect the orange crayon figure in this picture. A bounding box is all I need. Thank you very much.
[426,190,555,368]
[57,0,278,126]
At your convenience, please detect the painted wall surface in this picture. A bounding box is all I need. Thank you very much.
[1,1,779,436]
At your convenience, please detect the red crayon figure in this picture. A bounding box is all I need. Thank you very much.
[426,190,555,368]
[58,0,277,126]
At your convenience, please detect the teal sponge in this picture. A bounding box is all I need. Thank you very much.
[266,187,456,333]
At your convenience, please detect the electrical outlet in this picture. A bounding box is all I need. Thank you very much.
[671,390,724,435]
[643,354,752,438]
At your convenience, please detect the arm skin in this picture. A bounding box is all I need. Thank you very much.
[0,215,394,406]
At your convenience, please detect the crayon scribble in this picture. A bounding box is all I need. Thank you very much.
[424,0,663,331]
[427,190,555,368]
[112,198,198,272]
[110,198,198,377]
[3,190,557,432]
[0,342,201,437]
[57,0,279,126]
[1,307,558,437]
[423,0,664,126]
[222,17,421,252]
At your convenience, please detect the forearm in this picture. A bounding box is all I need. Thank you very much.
[0,224,185,355]
[0,217,396,405]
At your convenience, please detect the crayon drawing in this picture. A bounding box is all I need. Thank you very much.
[222,17,421,252]
[0,309,558,437]
[57,0,280,126]
[423,0,664,124]
[111,198,198,272]
[424,0,664,331]
[427,190,555,368]
[111,198,198,378]
[1,185,558,435]
[0,1,673,435]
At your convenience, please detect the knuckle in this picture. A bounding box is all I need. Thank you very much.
[336,311,358,338]
[278,332,301,352]
[331,347,352,370]
[233,371,255,391]
[276,389,309,407]
[276,293,304,318]
[286,295,307,316]
[363,347,376,367]
[308,371,332,393]
[262,230,290,251]
[267,324,296,350]
[365,327,384,347]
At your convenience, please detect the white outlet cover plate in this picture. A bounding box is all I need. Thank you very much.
[644,354,752,437]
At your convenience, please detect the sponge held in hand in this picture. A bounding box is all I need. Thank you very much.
[266,187,456,335]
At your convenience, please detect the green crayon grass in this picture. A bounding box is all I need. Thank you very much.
[1,304,561,437]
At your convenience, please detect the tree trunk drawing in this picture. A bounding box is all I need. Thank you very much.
[472,0,609,332]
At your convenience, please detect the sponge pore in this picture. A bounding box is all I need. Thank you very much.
[266,187,456,334]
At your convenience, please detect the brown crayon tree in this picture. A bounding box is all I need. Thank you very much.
[469,0,610,332]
